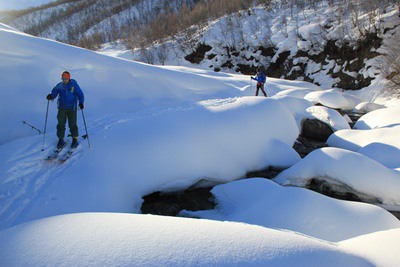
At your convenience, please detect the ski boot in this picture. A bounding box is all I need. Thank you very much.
[71,138,79,148]
[57,138,66,149]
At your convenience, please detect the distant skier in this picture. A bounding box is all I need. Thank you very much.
[251,68,267,97]
[46,71,84,149]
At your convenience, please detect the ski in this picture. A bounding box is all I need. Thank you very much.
[58,149,75,162]
[45,143,66,160]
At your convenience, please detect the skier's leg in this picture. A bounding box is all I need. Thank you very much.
[255,83,260,96]
[57,108,67,139]
[67,109,79,139]
[261,84,267,97]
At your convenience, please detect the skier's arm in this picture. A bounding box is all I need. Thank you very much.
[50,84,60,99]
[74,81,84,104]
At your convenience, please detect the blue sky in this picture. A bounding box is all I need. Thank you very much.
[0,0,54,10]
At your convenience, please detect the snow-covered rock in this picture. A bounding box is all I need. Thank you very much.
[354,107,400,129]
[327,125,400,151]
[305,106,351,131]
[353,102,385,113]
[274,147,400,206]
[272,95,312,129]
[304,90,354,110]
[357,143,400,169]
[182,178,400,242]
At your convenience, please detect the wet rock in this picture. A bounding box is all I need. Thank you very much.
[293,135,327,158]
[246,167,284,179]
[141,187,215,216]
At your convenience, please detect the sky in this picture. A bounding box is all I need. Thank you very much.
[0,0,53,10]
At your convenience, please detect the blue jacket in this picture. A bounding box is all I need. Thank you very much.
[252,71,266,83]
[51,79,84,110]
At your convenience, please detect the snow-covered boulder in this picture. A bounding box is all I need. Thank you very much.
[354,107,400,129]
[182,178,400,242]
[272,95,312,129]
[341,93,362,110]
[0,213,371,266]
[353,102,385,113]
[327,125,400,151]
[305,106,351,131]
[274,147,400,206]
[304,90,352,110]
[357,143,400,169]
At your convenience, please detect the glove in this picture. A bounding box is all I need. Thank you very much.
[46,94,53,100]
[79,103,84,109]
[251,77,255,80]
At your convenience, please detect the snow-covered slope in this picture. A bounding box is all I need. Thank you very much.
[0,22,248,145]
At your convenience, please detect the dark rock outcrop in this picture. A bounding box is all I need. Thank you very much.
[293,135,327,158]
[184,43,212,64]
[301,118,334,142]
[141,187,215,216]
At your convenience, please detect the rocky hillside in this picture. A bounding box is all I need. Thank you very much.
[132,1,400,94]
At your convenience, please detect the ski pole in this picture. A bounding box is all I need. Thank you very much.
[81,108,91,148]
[22,120,44,135]
[42,99,50,151]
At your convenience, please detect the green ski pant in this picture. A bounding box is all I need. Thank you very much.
[57,108,78,139]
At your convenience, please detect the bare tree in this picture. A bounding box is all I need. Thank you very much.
[156,43,168,65]
[379,35,400,96]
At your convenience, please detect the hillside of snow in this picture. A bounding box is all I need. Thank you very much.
[0,22,248,145]
[1,20,400,266]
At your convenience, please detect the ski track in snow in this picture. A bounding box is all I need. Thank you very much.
[0,140,83,229]
[0,102,213,229]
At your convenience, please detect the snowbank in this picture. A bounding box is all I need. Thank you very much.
[274,147,400,206]
[0,213,371,266]
[182,178,400,242]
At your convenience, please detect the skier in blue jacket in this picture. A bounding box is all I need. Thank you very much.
[46,71,84,148]
[251,68,267,97]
